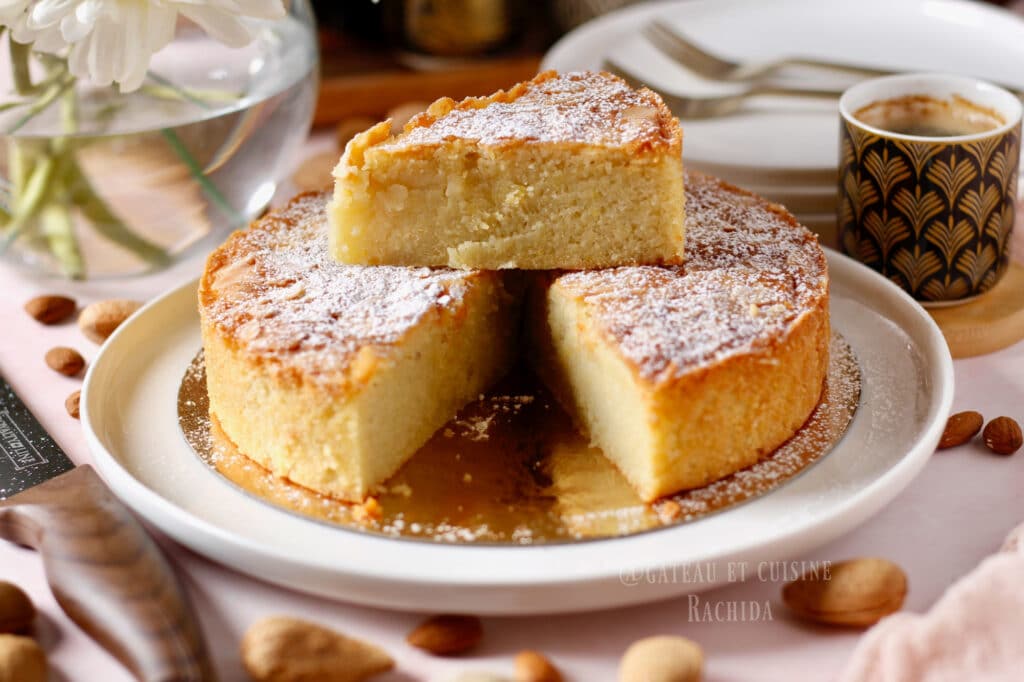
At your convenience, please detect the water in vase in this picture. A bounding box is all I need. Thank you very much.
[0,14,318,278]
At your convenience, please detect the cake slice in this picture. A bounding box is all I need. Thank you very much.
[529,173,830,502]
[329,70,685,270]
[199,192,519,502]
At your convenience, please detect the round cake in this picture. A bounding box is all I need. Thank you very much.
[199,172,829,504]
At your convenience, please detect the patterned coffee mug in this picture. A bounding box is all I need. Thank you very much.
[838,74,1022,304]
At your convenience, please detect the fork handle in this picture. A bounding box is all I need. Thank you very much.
[750,84,845,99]
[0,465,216,682]
[782,56,892,79]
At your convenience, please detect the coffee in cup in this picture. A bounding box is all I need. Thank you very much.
[853,94,1004,138]
[838,74,1022,305]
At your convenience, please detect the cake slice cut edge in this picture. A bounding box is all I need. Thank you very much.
[199,192,521,503]
[328,70,685,270]
[527,172,831,502]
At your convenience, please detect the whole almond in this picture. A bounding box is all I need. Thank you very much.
[44,347,85,377]
[782,557,907,627]
[406,614,482,656]
[78,299,142,344]
[65,391,81,419]
[982,416,1023,455]
[937,411,984,449]
[619,635,703,682]
[241,616,393,682]
[0,583,34,634]
[24,295,75,325]
[515,650,563,682]
[0,635,47,682]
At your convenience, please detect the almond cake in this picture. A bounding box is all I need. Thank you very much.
[198,193,519,502]
[529,172,830,501]
[328,70,685,270]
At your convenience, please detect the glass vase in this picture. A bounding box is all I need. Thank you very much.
[0,1,318,279]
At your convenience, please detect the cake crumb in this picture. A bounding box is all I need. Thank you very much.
[657,499,682,522]
[352,497,382,524]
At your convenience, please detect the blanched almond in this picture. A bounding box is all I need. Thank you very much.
[241,616,393,682]
[619,635,703,682]
[78,300,142,344]
[783,557,906,627]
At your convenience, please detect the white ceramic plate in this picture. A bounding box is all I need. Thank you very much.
[543,0,1024,176]
[81,251,953,614]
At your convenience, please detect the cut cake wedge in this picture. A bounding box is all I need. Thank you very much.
[329,70,685,270]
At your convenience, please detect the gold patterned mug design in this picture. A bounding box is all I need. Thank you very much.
[838,74,1022,304]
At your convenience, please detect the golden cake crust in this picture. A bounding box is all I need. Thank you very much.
[331,70,685,271]
[198,193,517,501]
[549,172,829,385]
[374,70,682,155]
[199,192,495,395]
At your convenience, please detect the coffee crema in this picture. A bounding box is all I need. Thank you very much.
[854,94,1004,138]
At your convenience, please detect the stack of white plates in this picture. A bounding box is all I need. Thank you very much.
[543,0,1024,247]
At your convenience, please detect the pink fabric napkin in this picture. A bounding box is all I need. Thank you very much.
[838,524,1024,682]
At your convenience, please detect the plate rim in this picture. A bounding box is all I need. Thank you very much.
[80,248,954,611]
[542,0,1024,174]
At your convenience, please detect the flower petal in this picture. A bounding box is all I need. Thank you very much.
[60,12,91,42]
[0,0,29,24]
[115,3,149,91]
[28,0,75,29]
[88,17,119,85]
[178,5,252,46]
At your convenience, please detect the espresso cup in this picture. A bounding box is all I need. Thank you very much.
[838,73,1022,304]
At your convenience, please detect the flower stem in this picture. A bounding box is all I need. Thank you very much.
[40,200,83,279]
[57,81,169,267]
[160,127,242,225]
[6,72,75,135]
[144,72,241,109]
[0,154,55,250]
[63,158,171,267]
[8,38,35,96]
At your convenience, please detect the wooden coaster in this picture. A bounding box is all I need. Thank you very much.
[928,262,1024,358]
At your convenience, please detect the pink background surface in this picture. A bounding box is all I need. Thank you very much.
[1,133,1023,682]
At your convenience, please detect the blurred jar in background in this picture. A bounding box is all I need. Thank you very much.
[403,0,520,56]
[313,0,524,58]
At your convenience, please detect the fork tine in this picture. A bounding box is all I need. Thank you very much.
[644,20,736,80]
[601,58,718,119]
[601,57,651,90]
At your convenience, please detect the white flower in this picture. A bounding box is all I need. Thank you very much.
[2,0,286,92]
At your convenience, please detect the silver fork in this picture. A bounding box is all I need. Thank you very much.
[603,59,841,119]
[644,19,892,82]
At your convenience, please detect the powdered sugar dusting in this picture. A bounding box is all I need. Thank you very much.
[555,173,829,380]
[199,192,482,380]
[379,71,677,151]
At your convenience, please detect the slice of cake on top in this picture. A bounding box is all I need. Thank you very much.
[328,70,685,270]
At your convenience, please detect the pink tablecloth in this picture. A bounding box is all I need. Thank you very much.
[1,134,1023,682]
